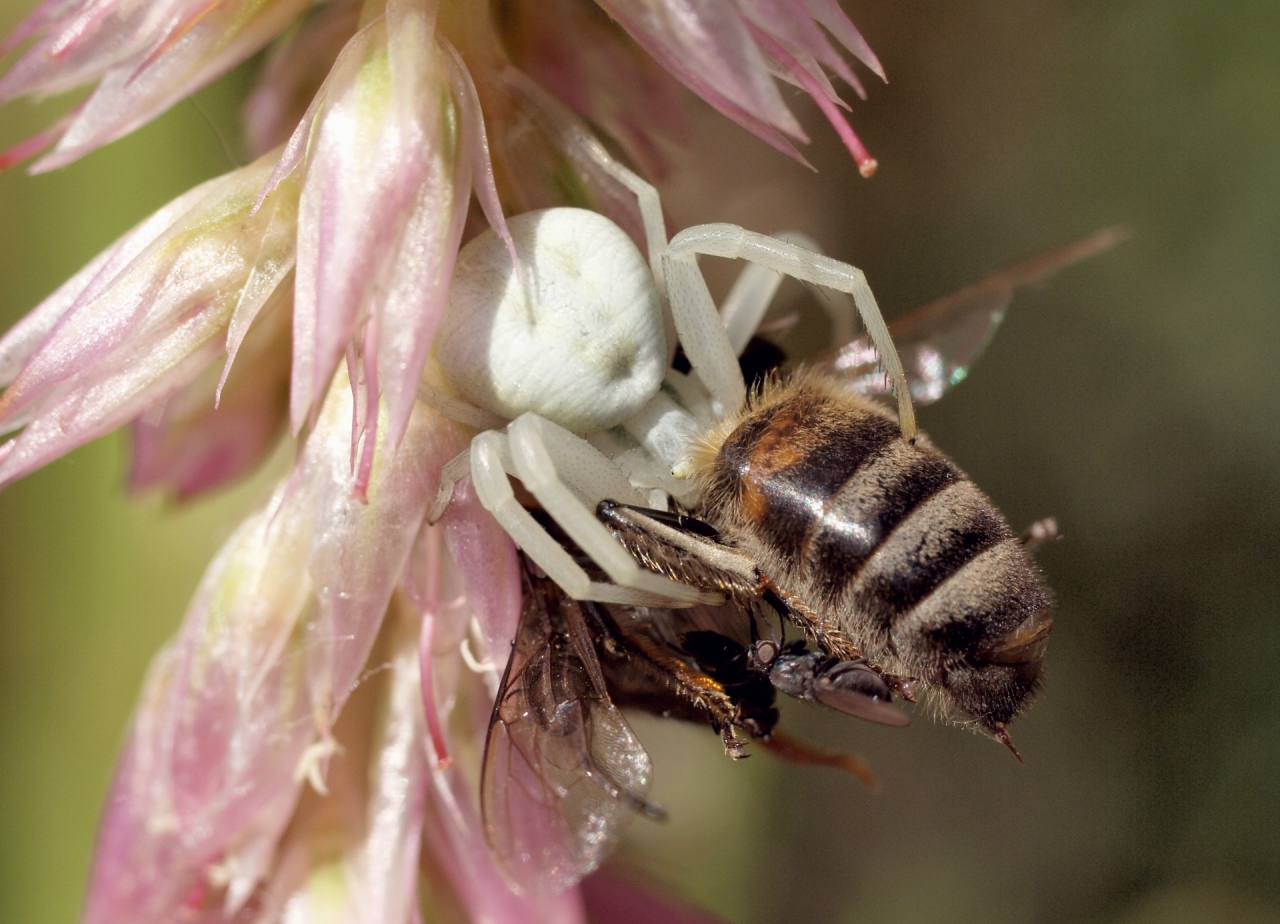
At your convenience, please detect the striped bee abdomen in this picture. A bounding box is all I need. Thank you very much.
[702,378,1051,730]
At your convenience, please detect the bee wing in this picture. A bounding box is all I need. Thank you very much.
[481,560,659,896]
[814,228,1127,404]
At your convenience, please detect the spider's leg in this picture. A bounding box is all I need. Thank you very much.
[660,250,748,417]
[578,138,668,298]
[417,382,509,431]
[720,230,855,355]
[507,414,721,607]
[668,224,917,441]
[468,431,648,605]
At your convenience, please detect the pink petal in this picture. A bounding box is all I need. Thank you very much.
[86,377,464,924]
[0,149,298,488]
[442,39,517,273]
[351,600,432,924]
[289,18,433,433]
[502,0,689,178]
[735,0,858,89]
[0,176,211,390]
[440,476,521,666]
[0,0,151,104]
[492,69,684,251]
[0,0,82,56]
[595,0,802,138]
[30,0,312,172]
[84,481,321,924]
[800,0,885,81]
[0,336,226,490]
[412,493,582,921]
[0,103,81,172]
[423,748,589,924]
[127,279,291,499]
[300,370,463,736]
[749,23,876,176]
[371,88,471,463]
[242,0,361,157]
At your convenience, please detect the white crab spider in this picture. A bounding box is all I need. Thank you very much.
[420,150,915,610]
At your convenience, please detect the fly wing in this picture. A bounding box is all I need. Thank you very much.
[815,228,1126,404]
[481,558,659,896]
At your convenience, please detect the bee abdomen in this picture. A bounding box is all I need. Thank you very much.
[807,441,962,608]
[843,480,1013,643]
[889,539,1048,659]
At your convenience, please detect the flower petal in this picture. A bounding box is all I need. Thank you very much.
[440,477,521,665]
[485,68,661,252]
[127,276,291,499]
[500,0,689,178]
[258,596,429,924]
[0,148,298,489]
[594,0,801,138]
[370,75,470,469]
[83,479,318,924]
[300,369,461,736]
[243,0,362,157]
[799,0,885,80]
[289,16,436,433]
[0,0,152,103]
[748,22,876,175]
[0,177,213,391]
[423,760,590,924]
[735,0,858,90]
[24,0,312,172]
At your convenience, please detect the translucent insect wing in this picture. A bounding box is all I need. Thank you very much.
[481,563,656,895]
[818,228,1127,404]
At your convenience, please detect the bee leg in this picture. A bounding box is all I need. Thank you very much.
[721,726,750,760]
[621,627,743,732]
[759,576,862,661]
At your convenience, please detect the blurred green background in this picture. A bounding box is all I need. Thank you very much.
[1,1,1277,923]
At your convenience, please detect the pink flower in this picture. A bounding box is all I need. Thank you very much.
[0,0,892,921]
[0,0,314,171]
[3,0,884,174]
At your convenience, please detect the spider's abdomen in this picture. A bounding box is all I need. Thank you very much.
[437,208,667,433]
[699,376,1051,730]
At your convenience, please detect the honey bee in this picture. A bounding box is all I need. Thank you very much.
[603,372,1052,752]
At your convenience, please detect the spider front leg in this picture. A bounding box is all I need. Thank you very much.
[667,224,918,440]
[457,418,717,608]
